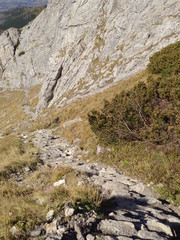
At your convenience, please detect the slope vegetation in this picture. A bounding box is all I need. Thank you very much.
[88,42,180,204]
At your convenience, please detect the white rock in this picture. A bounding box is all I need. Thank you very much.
[10,226,19,237]
[57,226,66,234]
[86,234,95,240]
[46,220,57,234]
[65,206,75,217]
[63,117,82,128]
[53,179,66,187]
[29,228,42,237]
[24,166,30,172]
[46,209,55,222]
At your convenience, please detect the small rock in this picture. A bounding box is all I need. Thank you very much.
[10,226,19,237]
[96,144,105,155]
[63,117,82,128]
[36,197,46,205]
[65,149,72,156]
[65,206,75,217]
[86,234,95,240]
[46,209,55,222]
[21,133,28,139]
[53,179,66,187]
[57,226,66,234]
[46,220,57,234]
[109,212,115,217]
[77,180,84,187]
[29,227,42,237]
[74,222,84,240]
[24,166,31,172]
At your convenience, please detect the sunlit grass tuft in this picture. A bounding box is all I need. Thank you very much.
[0,135,39,179]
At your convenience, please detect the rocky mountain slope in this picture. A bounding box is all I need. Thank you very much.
[0,0,180,111]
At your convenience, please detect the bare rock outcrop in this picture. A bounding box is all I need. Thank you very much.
[0,0,180,109]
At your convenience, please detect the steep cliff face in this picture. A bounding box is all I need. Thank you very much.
[0,0,180,110]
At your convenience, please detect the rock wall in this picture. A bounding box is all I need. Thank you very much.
[0,0,180,110]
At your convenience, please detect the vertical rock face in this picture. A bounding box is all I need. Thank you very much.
[0,0,180,109]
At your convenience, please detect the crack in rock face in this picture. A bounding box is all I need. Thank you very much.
[0,0,180,109]
[30,129,180,240]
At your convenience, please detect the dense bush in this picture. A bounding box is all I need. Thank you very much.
[148,41,180,77]
[89,42,180,145]
[88,75,180,145]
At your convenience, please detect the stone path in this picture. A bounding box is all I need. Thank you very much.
[32,129,180,240]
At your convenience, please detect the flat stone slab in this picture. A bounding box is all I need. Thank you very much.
[98,220,137,237]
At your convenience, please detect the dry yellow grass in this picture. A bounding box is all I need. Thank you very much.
[0,134,39,179]
[0,181,45,240]
[0,166,103,239]
[0,90,26,134]
[0,85,41,135]
[23,84,41,112]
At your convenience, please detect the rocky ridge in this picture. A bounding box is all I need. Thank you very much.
[16,128,179,240]
[0,0,180,111]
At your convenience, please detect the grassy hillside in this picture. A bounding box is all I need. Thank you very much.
[0,5,46,31]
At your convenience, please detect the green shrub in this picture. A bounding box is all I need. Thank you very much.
[89,41,180,145]
[18,51,25,57]
[88,75,180,145]
[147,41,180,76]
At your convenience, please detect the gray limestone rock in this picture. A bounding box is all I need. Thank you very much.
[64,206,75,217]
[0,0,179,111]
[146,220,174,237]
[138,230,165,240]
[29,227,42,237]
[46,209,55,222]
[98,219,137,236]
[86,234,95,240]
[10,226,19,237]
[46,220,58,235]
[130,183,156,197]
